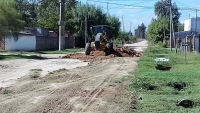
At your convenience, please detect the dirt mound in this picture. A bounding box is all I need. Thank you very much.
[62,46,142,62]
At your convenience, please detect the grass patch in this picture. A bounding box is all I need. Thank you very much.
[29,68,42,79]
[0,54,44,60]
[1,89,13,94]
[42,48,83,54]
[129,45,200,112]
[2,48,82,54]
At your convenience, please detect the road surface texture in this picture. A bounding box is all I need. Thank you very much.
[0,40,148,113]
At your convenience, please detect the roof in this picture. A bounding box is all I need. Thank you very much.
[173,31,199,38]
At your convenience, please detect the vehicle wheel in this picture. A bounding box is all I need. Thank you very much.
[105,43,111,56]
[85,43,91,55]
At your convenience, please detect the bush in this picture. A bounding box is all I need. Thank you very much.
[113,39,122,45]
[158,41,168,48]
[129,36,137,43]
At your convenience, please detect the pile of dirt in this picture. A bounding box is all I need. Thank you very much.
[62,46,142,62]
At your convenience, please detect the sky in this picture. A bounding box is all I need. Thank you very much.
[79,0,200,33]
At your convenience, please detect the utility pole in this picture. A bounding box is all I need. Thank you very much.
[172,13,177,53]
[122,15,124,31]
[107,3,109,16]
[130,22,132,32]
[193,9,198,52]
[85,15,87,45]
[196,9,198,33]
[58,0,65,51]
[169,0,172,52]
[85,0,88,45]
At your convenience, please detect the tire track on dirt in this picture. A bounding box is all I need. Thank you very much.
[79,73,115,113]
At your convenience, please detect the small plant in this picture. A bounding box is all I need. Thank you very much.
[30,69,43,71]
[29,68,42,79]
[30,73,40,79]
[2,89,13,94]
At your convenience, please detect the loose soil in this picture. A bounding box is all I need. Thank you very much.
[0,40,148,113]
[0,57,139,113]
[62,46,143,62]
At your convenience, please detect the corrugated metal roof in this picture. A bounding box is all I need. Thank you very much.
[174,31,199,38]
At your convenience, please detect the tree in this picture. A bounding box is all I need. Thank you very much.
[134,23,146,39]
[70,4,107,35]
[178,22,184,31]
[106,15,121,40]
[15,0,39,27]
[154,0,181,31]
[0,0,24,40]
[146,17,169,43]
[70,4,120,39]
[118,31,129,41]
[37,0,77,33]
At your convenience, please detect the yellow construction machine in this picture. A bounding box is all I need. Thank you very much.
[85,25,113,55]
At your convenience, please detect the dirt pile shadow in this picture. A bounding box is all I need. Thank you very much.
[62,46,143,62]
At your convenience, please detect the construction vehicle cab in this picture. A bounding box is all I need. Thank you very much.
[85,25,113,55]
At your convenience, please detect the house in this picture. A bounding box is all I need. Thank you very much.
[0,27,75,51]
[184,18,200,32]
[168,17,200,52]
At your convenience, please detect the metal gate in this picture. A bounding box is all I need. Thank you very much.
[194,35,200,53]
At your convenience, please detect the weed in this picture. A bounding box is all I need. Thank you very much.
[1,89,13,94]
[129,44,200,112]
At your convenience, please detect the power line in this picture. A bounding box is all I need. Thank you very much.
[173,0,200,9]
[87,0,154,8]
[88,0,200,11]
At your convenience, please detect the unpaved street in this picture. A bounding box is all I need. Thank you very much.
[0,40,148,113]
[0,58,88,87]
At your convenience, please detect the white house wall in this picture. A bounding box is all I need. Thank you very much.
[5,35,36,51]
[184,18,200,32]
[184,19,191,31]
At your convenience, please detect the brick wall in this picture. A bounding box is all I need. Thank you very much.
[0,38,5,50]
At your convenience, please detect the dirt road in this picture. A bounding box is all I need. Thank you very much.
[0,58,88,87]
[124,39,148,52]
[0,40,148,113]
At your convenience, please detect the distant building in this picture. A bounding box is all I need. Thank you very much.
[168,18,200,52]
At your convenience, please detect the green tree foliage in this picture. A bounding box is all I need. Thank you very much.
[70,4,121,39]
[146,17,169,43]
[15,0,38,27]
[106,15,121,40]
[178,22,184,31]
[118,31,129,41]
[0,0,24,40]
[154,0,181,31]
[70,4,107,35]
[134,23,146,39]
[37,0,77,33]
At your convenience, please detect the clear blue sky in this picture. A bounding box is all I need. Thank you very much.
[79,0,200,33]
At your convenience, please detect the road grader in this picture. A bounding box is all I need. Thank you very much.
[85,25,113,55]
